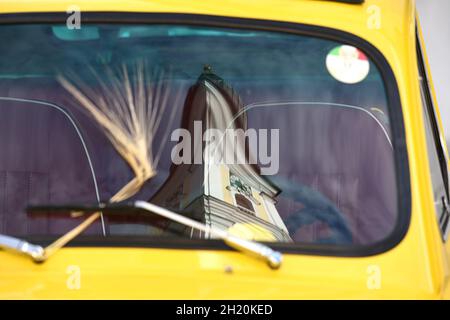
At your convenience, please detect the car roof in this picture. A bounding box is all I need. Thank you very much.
[0,0,413,19]
[0,0,416,66]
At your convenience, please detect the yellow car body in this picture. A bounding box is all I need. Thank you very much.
[1,0,449,299]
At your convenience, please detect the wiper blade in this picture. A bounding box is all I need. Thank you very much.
[0,234,45,262]
[28,200,283,269]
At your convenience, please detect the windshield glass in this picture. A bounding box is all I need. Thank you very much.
[0,23,398,247]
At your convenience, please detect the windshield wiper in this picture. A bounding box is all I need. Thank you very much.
[26,200,283,269]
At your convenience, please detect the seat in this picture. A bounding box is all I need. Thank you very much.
[247,103,397,244]
[0,77,191,236]
[0,98,104,236]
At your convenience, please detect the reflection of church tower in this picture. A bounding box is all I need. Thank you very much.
[151,67,291,242]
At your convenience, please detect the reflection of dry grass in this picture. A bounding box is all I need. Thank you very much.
[40,62,182,259]
[59,62,178,200]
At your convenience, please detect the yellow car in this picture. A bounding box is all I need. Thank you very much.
[0,0,449,299]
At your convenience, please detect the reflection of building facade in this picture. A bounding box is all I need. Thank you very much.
[152,68,291,242]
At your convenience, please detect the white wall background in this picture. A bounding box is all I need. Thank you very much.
[416,0,450,145]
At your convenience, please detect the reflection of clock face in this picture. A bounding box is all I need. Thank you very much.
[326,45,370,84]
[230,174,252,196]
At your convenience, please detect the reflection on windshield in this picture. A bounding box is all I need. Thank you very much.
[151,68,292,242]
[0,24,397,246]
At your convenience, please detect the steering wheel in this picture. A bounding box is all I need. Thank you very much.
[269,176,353,244]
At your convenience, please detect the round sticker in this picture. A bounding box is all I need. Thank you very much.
[326,45,370,84]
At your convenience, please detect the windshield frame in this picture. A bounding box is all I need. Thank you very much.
[0,11,411,257]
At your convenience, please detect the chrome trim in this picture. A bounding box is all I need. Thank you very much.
[240,101,393,148]
[0,234,45,262]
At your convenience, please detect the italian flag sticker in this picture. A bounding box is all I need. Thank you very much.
[326,45,370,84]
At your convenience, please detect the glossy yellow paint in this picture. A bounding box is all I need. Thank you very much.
[1,0,449,299]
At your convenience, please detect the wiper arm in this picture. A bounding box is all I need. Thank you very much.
[135,201,282,269]
[28,200,283,269]
[0,234,45,262]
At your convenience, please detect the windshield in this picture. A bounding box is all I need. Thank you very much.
[0,23,398,247]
